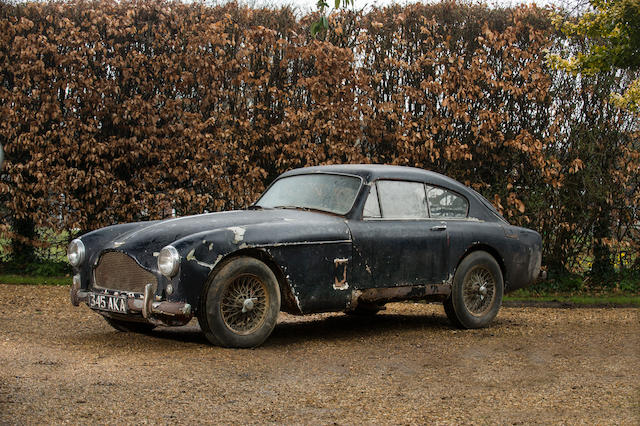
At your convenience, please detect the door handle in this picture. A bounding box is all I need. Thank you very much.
[430,224,447,231]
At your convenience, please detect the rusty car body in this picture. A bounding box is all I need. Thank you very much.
[69,165,542,347]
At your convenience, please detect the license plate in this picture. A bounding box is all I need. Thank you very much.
[89,293,128,314]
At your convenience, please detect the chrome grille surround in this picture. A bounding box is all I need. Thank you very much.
[93,251,157,294]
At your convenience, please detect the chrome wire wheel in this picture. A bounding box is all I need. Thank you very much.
[220,274,269,335]
[462,265,496,316]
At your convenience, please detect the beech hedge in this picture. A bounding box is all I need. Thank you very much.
[0,0,638,274]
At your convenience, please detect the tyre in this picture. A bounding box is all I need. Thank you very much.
[104,317,156,333]
[198,256,281,348]
[444,251,503,329]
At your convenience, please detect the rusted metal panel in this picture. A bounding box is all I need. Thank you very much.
[356,283,451,304]
[333,258,349,290]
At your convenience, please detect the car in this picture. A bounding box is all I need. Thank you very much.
[69,164,542,347]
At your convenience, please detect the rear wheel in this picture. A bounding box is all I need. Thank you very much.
[104,317,156,333]
[198,257,280,348]
[444,251,503,329]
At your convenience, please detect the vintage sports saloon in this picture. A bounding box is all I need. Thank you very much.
[69,165,542,347]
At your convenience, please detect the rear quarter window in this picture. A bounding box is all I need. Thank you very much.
[427,186,468,218]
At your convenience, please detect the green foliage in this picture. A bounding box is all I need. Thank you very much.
[612,77,640,111]
[524,270,639,294]
[548,0,640,111]
[311,0,353,37]
[528,273,587,293]
[617,269,640,292]
[0,260,70,277]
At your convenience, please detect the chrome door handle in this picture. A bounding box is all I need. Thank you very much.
[430,224,447,231]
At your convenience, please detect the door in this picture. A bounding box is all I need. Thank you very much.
[347,180,450,289]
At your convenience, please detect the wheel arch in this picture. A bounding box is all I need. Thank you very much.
[201,247,300,315]
[455,244,506,285]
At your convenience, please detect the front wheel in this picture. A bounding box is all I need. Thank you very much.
[444,251,503,329]
[198,257,281,348]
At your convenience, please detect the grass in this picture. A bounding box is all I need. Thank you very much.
[0,274,71,287]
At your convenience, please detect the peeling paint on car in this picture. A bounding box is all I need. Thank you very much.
[333,258,349,290]
[228,226,246,244]
[186,248,215,270]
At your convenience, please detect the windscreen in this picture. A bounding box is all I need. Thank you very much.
[256,174,362,215]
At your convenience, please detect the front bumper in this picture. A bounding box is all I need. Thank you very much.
[71,281,192,326]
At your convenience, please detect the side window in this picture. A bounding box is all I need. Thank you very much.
[427,186,468,218]
[377,180,428,219]
[363,184,381,218]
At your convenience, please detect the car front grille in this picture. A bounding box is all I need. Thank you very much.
[93,251,157,293]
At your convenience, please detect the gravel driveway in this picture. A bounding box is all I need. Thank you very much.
[1,284,638,424]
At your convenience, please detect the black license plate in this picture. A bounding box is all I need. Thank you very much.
[89,293,128,314]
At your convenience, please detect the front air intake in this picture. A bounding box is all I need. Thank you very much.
[93,251,157,294]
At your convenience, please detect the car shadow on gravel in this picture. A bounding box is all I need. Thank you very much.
[265,312,452,347]
[70,313,452,349]
[95,311,454,348]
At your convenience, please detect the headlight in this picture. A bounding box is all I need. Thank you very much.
[67,239,85,267]
[158,245,180,277]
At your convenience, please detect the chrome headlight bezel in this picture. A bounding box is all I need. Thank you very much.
[67,238,85,267]
[158,245,180,277]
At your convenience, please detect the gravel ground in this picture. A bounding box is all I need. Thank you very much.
[0,283,638,425]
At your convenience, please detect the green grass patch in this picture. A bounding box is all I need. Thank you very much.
[505,288,640,306]
[0,274,70,286]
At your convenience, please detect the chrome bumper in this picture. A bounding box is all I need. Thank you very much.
[71,281,192,326]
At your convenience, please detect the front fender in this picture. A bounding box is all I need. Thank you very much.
[166,228,241,307]
[165,222,354,315]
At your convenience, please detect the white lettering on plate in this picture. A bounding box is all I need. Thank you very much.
[90,294,127,313]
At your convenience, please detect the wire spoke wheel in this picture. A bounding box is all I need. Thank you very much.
[462,265,496,317]
[220,274,269,335]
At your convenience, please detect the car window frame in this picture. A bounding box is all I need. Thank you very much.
[362,182,382,218]
[362,179,470,221]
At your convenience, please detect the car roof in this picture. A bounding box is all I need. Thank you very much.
[278,164,506,223]
[281,164,470,193]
